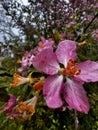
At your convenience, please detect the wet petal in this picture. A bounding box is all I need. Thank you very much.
[43,75,63,108]
[64,78,90,114]
[32,48,60,75]
[56,40,77,67]
[75,60,98,82]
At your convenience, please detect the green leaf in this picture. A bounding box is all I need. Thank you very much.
[0,69,6,74]
[18,125,23,130]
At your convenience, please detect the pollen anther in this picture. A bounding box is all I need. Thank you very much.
[62,58,81,77]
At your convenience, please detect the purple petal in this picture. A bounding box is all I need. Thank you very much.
[21,51,30,68]
[38,37,54,51]
[4,94,16,112]
[21,57,28,68]
[64,78,90,114]
[43,75,63,108]
[6,108,19,119]
[56,40,77,67]
[75,60,98,82]
[32,48,60,75]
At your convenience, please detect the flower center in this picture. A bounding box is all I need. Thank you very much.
[62,58,81,77]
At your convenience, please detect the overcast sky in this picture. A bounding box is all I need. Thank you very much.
[18,0,69,5]
[17,0,29,5]
[0,0,70,43]
[0,0,29,43]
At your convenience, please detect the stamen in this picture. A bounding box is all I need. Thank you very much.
[62,59,81,77]
[39,43,45,48]
[33,81,43,91]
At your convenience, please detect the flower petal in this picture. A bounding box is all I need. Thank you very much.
[32,48,60,75]
[56,40,77,67]
[4,94,16,112]
[43,75,63,108]
[64,78,90,114]
[75,60,98,82]
[38,37,54,51]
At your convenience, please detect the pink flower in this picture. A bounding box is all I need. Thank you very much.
[32,40,98,114]
[37,37,54,52]
[60,33,66,41]
[94,2,98,9]
[82,0,87,5]
[67,21,76,27]
[21,50,35,68]
[92,29,98,41]
[19,37,54,73]
[21,51,31,68]
[3,94,16,112]
[86,15,93,21]
[3,94,20,120]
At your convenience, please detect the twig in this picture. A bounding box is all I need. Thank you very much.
[76,13,98,41]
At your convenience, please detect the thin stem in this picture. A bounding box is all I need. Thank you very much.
[76,13,98,42]
[83,13,98,33]
[74,110,79,130]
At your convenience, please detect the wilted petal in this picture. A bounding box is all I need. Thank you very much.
[6,108,19,120]
[75,60,98,82]
[4,94,16,112]
[32,48,60,75]
[10,73,30,87]
[43,75,63,108]
[25,96,38,116]
[17,96,38,120]
[64,78,90,114]
[56,40,77,67]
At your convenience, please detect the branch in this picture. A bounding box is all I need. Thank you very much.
[76,13,98,42]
